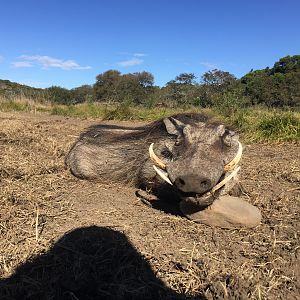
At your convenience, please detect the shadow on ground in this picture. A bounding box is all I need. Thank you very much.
[0,226,205,300]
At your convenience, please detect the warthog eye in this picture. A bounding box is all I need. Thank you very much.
[222,129,235,147]
[223,135,232,146]
[175,139,181,146]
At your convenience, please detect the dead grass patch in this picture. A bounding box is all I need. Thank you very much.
[0,111,299,299]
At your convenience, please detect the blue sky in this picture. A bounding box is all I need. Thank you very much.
[0,0,299,89]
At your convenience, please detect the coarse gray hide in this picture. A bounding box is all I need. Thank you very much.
[66,113,241,207]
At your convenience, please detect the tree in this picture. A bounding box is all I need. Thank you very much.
[241,55,300,107]
[175,73,196,85]
[46,86,72,104]
[115,72,155,104]
[94,70,121,102]
[198,69,237,106]
[93,70,155,104]
[164,73,198,106]
[95,70,121,85]
[272,55,300,74]
[134,71,154,88]
[201,69,236,92]
[71,85,93,103]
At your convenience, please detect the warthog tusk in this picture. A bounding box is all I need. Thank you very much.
[149,143,167,170]
[209,166,241,195]
[153,165,173,185]
[149,143,172,185]
[224,141,243,172]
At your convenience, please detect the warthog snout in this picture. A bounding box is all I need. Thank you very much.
[174,175,213,194]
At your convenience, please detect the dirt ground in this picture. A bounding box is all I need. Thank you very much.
[0,111,299,300]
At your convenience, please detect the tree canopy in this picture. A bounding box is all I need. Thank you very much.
[94,70,154,104]
[1,55,299,108]
[241,55,300,107]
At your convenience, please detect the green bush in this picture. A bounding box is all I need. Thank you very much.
[257,112,300,141]
[213,90,249,117]
[102,102,134,120]
[228,110,250,131]
[143,95,157,109]
[46,86,72,104]
[0,100,31,112]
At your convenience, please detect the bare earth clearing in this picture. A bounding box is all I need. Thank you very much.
[0,112,299,299]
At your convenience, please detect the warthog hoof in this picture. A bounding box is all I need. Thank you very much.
[180,195,261,228]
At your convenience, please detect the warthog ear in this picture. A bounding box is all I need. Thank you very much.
[222,128,239,147]
[163,117,185,136]
[216,124,226,136]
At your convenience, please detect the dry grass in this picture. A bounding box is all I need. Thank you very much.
[0,113,78,278]
[0,95,50,112]
[0,111,299,299]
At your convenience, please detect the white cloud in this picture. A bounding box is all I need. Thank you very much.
[12,61,33,68]
[0,55,4,63]
[17,55,91,70]
[117,57,144,67]
[133,53,146,57]
[199,61,218,70]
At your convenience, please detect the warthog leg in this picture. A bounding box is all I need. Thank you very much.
[135,189,159,207]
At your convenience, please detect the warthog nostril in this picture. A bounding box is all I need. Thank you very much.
[175,175,212,193]
[178,178,185,186]
[174,177,186,189]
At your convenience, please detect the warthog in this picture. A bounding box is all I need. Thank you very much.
[66,113,261,228]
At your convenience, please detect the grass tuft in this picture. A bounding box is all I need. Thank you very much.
[102,102,135,120]
[257,112,300,141]
[0,99,31,112]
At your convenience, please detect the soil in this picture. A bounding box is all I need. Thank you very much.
[0,111,299,300]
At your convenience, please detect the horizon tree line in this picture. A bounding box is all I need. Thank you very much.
[1,55,299,108]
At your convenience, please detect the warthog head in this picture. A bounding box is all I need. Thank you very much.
[66,113,242,208]
[148,115,241,193]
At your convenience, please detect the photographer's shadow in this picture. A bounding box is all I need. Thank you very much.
[0,226,205,300]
